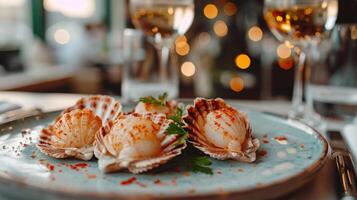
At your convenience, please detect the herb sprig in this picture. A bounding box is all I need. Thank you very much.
[167,106,188,145]
[137,93,213,175]
[139,92,168,106]
[189,156,213,175]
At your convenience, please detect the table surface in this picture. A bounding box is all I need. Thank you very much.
[0,91,339,200]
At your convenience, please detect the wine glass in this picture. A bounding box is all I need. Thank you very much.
[263,0,338,119]
[129,0,194,98]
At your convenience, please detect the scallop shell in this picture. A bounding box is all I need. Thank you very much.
[94,112,186,174]
[37,109,102,160]
[134,100,178,117]
[182,98,260,162]
[60,95,122,125]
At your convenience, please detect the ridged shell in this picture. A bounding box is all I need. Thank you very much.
[94,112,186,174]
[60,95,122,125]
[183,98,260,162]
[37,109,102,160]
[134,100,178,117]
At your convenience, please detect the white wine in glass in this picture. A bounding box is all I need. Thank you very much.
[131,3,194,41]
[264,0,338,119]
[265,3,338,44]
[130,0,194,98]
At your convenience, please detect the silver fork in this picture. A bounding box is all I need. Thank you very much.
[328,131,357,200]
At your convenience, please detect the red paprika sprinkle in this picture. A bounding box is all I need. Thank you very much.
[258,150,268,157]
[274,136,287,141]
[121,177,137,185]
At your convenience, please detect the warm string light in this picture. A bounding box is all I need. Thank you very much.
[203,4,218,19]
[175,35,190,56]
[351,26,357,40]
[278,58,294,70]
[230,77,244,92]
[276,43,291,59]
[181,61,196,77]
[235,54,251,69]
[213,20,228,37]
[54,28,71,45]
[223,2,237,16]
[248,26,263,42]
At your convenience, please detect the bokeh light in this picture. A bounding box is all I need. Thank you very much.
[175,35,187,46]
[223,2,237,16]
[351,26,357,40]
[175,43,190,56]
[213,20,228,37]
[203,4,218,19]
[181,61,196,77]
[54,29,71,45]
[0,0,25,7]
[284,41,294,49]
[276,43,291,59]
[235,54,251,69]
[44,0,95,18]
[230,77,244,92]
[198,32,211,45]
[248,26,263,42]
[278,58,294,70]
[175,35,190,56]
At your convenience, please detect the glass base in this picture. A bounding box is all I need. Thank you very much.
[121,80,178,102]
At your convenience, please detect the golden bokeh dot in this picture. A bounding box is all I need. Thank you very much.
[223,2,237,16]
[175,35,187,46]
[230,77,244,92]
[351,26,357,40]
[213,20,228,37]
[248,26,263,42]
[235,54,251,69]
[277,43,292,59]
[175,35,190,56]
[278,58,294,70]
[203,4,218,19]
[176,43,190,56]
[181,61,196,77]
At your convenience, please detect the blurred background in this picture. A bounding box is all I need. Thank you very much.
[0,0,355,100]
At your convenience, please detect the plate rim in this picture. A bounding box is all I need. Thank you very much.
[0,109,330,199]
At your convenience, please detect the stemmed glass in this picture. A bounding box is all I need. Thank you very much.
[263,0,338,119]
[129,0,194,98]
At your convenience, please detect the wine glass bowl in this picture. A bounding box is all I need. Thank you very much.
[130,0,194,47]
[264,0,338,46]
[128,0,194,99]
[263,0,338,119]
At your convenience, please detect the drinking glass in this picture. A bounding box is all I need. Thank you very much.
[306,24,357,130]
[263,0,338,119]
[129,0,194,98]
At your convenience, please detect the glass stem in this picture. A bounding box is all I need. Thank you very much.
[156,44,170,82]
[290,48,306,119]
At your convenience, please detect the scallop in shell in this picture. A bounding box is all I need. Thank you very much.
[183,98,259,162]
[134,100,178,117]
[37,109,102,160]
[94,112,186,173]
[60,95,122,124]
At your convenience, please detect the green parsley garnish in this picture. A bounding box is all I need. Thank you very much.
[167,105,188,145]
[189,156,213,175]
[139,92,168,106]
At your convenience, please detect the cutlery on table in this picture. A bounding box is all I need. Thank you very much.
[328,131,357,200]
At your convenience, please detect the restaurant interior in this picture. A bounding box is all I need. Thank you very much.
[0,0,356,199]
